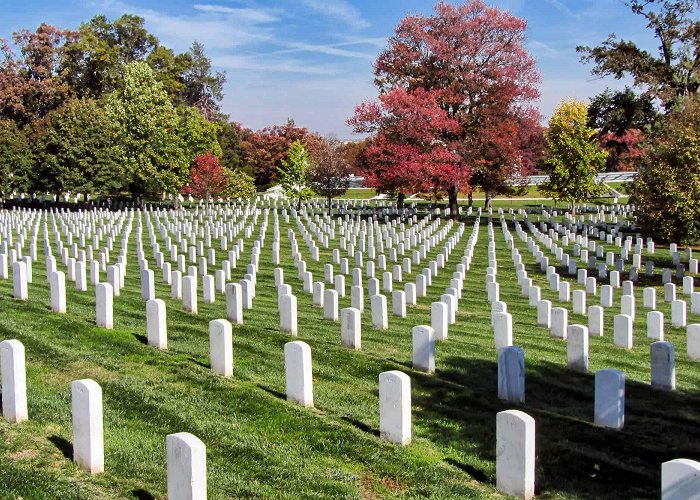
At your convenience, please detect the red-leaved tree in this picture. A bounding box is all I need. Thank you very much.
[182,152,228,202]
[349,0,541,215]
[349,87,463,208]
[241,120,322,189]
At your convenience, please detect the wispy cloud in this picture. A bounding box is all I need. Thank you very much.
[542,0,580,19]
[527,40,566,59]
[269,41,376,60]
[301,0,370,30]
[97,0,278,51]
[192,4,279,23]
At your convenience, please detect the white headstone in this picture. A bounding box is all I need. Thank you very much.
[71,379,104,473]
[166,432,207,500]
[146,299,167,349]
[496,410,535,500]
[284,341,313,407]
[0,339,28,423]
[209,319,233,377]
[379,370,411,445]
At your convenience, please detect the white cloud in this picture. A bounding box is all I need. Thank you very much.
[270,41,375,60]
[301,0,369,30]
[192,4,279,23]
[97,0,278,51]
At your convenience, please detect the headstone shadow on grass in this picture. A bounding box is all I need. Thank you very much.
[47,435,73,460]
[410,356,700,498]
[130,489,155,500]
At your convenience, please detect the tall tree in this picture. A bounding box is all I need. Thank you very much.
[0,120,32,200]
[278,140,313,209]
[351,0,540,216]
[630,95,700,243]
[29,98,121,197]
[0,23,76,126]
[542,99,608,213]
[578,0,700,108]
[105,61,188,205]
[60,14,159,97]
[181,42,226,120]
[307,136,352,212]
[349,87,462,209]
[587,88,659,171]
[217,121,249,174]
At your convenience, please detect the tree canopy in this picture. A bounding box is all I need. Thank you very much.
[578,0,700,108]
[351,0,541,214]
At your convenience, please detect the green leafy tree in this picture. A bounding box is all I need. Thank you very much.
[60,14,159,97]
[0,119,32,200]
[542,99,608,214]
[223,169,256,200]
[630,95,700,243]
[176,106,222,166]
[278,140,313,209]
[30,98,121,197]
[217,121,249,174]
[181,41,226,120]
[588,87,659,136]
[578,0,700,108]
[105,61,188,205]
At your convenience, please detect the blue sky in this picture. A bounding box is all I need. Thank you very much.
[0,0,658,137]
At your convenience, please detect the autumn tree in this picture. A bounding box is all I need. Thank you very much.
[350,87,462,208]
[630,95,700,243]
[0,23,77,126]
[0,120,32,200]
[278,140,313,209]
[29,98,121,197]
[351,0,540,216]
[307,136,352,212]
[182,152,229,203]
[578,0,700,108]
[105,61,188,205]
[542,100,608,213]
[243,120,320,188]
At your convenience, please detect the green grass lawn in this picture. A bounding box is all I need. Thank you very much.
[334,189,378,200]
[606,182,632,195]
[0,207,698,498]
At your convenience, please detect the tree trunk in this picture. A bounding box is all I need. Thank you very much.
[327,195,333,216]
[484,191,491,209]
[296,197,301,211]
[467,190,473,208]
[397,192,405,210]
[130,182,145,209]
[448,186,458,219]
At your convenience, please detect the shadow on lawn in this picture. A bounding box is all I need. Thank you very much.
[48,435,73,460]
[411,355,700,499]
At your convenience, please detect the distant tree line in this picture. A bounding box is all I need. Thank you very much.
[0,15,359,206]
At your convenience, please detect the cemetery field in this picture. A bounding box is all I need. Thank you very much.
[0,207,699,498]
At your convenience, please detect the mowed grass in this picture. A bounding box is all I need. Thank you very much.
[0,208,698,498]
